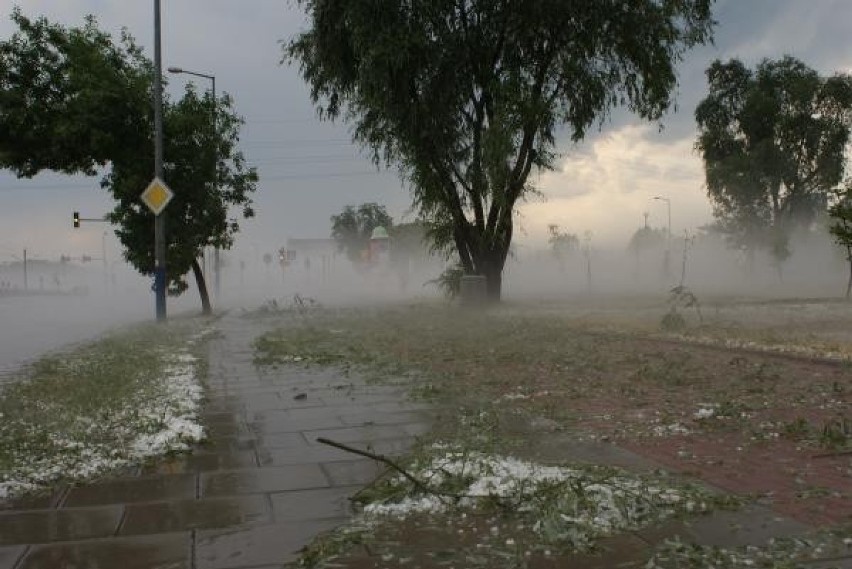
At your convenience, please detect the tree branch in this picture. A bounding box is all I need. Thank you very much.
[316,437,461,501]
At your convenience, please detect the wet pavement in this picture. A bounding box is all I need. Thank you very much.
[2,312,851,568]
[0,314,432,569]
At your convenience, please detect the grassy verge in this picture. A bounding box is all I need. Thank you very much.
[252,302,852,568]
[0,319,212,500]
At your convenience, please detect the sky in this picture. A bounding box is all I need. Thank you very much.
[1,0,852,266]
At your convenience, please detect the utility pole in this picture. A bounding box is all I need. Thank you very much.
[153,0,167,321]
[22,248,27,290]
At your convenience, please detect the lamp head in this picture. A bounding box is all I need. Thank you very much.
[167,67,184,74]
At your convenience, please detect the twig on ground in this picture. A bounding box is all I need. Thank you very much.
[316,437,460,501]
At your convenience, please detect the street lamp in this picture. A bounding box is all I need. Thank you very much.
[167,66,220,300]
[653,196,672,279]
[153,0,166,321]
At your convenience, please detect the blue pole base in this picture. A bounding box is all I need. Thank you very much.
[155,267,167,321]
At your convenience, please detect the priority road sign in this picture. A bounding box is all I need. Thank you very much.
[141,177,174,216]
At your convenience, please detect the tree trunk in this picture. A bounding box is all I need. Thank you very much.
[484,261,502,302]
[191,258,212,315]
[846,254,852,300]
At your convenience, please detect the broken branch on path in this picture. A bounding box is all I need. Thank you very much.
[315,437,461,502]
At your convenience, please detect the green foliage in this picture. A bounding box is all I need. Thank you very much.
[287,0,714,300]
[330,203,393,263]
[695,57,852,262]
[828,180,852,297]
[0,8,151,176]
[104,84,257,295]
[0,9,257,302]
[427,264,465,299]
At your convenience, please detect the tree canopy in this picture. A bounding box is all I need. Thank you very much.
[105,85,257,307]
[0,8,150,177]
[695,56,852,263]
[0,9,257,312]
[287,0,714,300]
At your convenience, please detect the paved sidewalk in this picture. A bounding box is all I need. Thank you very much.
[0,315,432,569]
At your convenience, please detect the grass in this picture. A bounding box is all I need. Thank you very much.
[0,319,211,500]
[252,301,852,568]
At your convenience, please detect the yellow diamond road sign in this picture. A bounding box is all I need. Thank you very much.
[141,177,174,216]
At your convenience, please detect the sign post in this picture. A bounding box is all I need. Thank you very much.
[141,176,173,320]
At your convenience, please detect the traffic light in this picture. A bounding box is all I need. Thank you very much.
[73,211,80,228]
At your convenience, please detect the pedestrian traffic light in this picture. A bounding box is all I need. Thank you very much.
[73,211,80,228]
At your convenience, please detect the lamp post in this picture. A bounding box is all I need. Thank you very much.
[167,66,219,300]
[153,0,166,321]
[653,195,672,279]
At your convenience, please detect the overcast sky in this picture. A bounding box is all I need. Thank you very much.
[1,0,851,265]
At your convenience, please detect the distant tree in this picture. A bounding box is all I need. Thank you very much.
[547,224,579,271]
[330,203,393,263]
[695,57,852,272]
[627,226,667,257]
[286,0,714,301]
[0,10,257,314]
[828,181,852,299]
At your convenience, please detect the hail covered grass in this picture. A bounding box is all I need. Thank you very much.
[0,325,211,500]
[359,446,723,552]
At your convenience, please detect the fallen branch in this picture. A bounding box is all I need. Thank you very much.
[316,437,460,501]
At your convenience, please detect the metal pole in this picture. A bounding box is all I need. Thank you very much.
[666,200,672,246]
[22,248,27,290]
[212,76,221,301]
[153,0,167,321]
[102,231,108,294]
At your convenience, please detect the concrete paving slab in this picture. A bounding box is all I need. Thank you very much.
[338,410,434,427]
[62,474,198,508]
[0,491,62,512]
[250,409,348,433]
[120,495,271,536]
[254,431,309,449]
[259,445,361,466]
[304,425,421,445]
[19,532,191,569]
[0,504,123,545]
[270,485,362,522]
[142,451,259,475]
[0,546,27,569]
[321,460,386,486]
[200,464,328,497]
[195,519,342,569]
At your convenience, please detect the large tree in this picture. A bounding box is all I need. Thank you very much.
[695,57,852,269]
[0,9,257,313]
[286,0,715,300]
